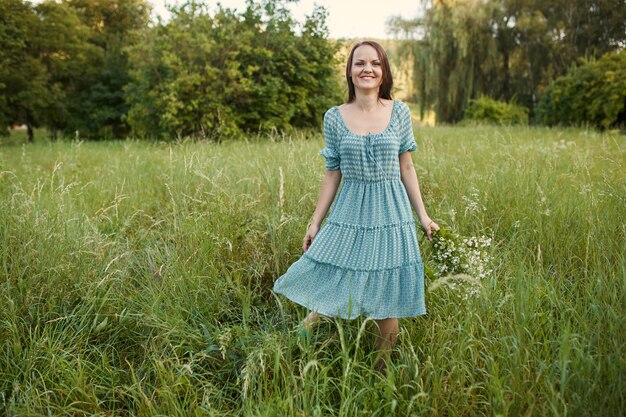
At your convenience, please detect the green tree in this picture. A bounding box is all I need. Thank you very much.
[0,0,94,141]
[125,0,341,139]
[62,0,151,138]
[390,0,499,123]
[0,0,44,140]
[124,2,242,139]
[34,1,100,138]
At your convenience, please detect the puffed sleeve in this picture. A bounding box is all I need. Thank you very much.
[319,109,341,170]
[398,102,418,154]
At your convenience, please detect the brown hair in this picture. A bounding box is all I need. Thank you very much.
[345,40,393,103]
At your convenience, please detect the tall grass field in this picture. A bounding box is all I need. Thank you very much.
[1,126,624,416]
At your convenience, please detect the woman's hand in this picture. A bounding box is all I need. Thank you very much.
[302,223,320,252]
[420,217,440,241]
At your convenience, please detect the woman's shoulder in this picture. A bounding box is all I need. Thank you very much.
[392,99,412,123]
[393,99,410,112]
[323,105,344,131]
[324,104,341,121]
[323,105,342,137]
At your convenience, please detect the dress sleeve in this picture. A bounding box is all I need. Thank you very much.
[398,102,418,154]
[319,109,341,170]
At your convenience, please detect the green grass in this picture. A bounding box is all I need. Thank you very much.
[1,127,50,146]
[0,125,624,416]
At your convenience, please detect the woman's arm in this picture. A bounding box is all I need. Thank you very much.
[399,152,439,240]
[303,169,342,252]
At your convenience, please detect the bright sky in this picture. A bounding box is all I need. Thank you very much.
[149,0,423,39]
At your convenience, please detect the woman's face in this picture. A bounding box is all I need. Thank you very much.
[349,44,383,93]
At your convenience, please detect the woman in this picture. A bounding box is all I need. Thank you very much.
[272,40,439,372]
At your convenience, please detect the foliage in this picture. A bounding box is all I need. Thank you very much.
[0,0,86,139]
[537,51,626,129]
[61,0,151,139]
[462,96,529,125]
[0,0,150,141]
[125,0,342,140]
[389,0,626,124]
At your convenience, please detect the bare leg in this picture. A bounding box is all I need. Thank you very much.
[301,310,334,330]
[373,318,398,372]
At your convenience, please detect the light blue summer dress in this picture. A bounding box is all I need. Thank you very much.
[272,99,426,320]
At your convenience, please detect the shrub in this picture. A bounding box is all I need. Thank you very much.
[461,96,529,125]
[537,51,626,129]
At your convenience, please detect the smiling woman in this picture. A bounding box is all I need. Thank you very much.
[340,42,395,136]
[346,41,393,106]
[272,40,440,373]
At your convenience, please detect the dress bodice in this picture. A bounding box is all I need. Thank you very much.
[319,99,417,182]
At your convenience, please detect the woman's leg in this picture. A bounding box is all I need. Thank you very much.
[373,318,399,372]
[301,310,333,330]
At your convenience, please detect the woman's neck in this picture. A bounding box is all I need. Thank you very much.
[352,91,382,112]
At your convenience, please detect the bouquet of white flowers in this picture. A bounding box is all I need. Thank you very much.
[425,227,494,299]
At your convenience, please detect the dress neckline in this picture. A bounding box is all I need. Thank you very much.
[335,99,397,137]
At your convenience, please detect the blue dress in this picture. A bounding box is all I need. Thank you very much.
[272,99,426,320]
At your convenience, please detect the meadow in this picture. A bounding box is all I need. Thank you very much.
[0,125,624,416]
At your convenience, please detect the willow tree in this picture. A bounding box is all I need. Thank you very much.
[390,0,498,124]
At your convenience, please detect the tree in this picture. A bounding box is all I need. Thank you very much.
[0,0,44,140]
[33,1,100,138]
[125,0,341,139]
[0,0,93,141]
[1,0,339,140]
[388,0,626,124]
[390,0,499,123]
[62,0,151,138]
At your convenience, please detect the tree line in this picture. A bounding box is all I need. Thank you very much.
[0,0,341,141]
[1,0,624,141]
[388,0,626,126]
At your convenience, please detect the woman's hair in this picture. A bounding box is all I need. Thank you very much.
[345,40,393,102]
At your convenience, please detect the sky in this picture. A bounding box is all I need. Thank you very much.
[149,0,422,39]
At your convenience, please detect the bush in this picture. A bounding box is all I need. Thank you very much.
[537,51,626,129]
[461,96,529,125]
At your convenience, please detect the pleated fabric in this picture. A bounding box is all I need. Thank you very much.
[272,99,426,320]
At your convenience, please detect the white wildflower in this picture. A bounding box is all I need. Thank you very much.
[462,187,486,216]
